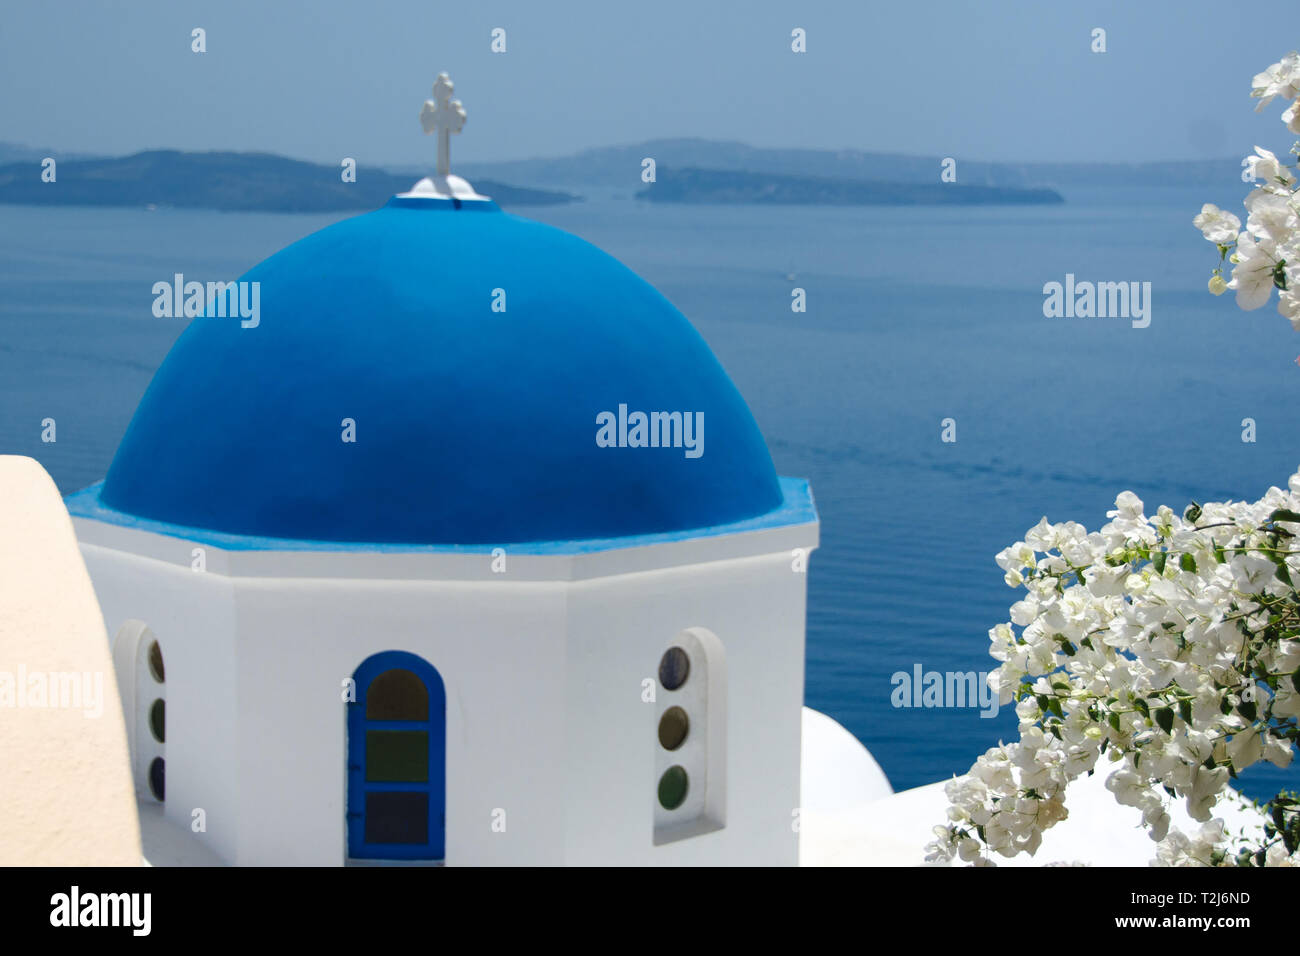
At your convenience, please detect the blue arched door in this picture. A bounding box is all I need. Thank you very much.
[347,651,445,861]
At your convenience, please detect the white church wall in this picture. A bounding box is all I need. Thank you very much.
[73,515,815,867]
[77,538,241,863]
[227,574,570,866]
[562,546,809,865]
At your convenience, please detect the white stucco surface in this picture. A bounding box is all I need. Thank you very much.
[0,456,141,865]
[799,706,893,812]
[76,509,818,866]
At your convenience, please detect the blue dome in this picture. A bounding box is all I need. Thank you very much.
[100,197,784,545]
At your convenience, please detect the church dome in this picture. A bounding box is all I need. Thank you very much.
[100,196,785,545]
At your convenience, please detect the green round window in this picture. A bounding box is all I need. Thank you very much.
[657,766,689,810]
[149,698,165,743]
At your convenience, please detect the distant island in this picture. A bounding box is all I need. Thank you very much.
[0,137,1244,213]
[459,137,1243,191]
[0,150,578,212]
[636,167,1064,206]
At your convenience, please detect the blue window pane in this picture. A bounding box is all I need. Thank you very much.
[366,730,429,782]
[366,669,428,720]
[365,792,428,845]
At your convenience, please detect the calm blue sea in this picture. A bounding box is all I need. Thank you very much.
[3,185,1298,803]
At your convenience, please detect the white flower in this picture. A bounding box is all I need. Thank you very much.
[934,463,1300,865]
[1284,99,1300,135]
[1279,290,1300,329]
[1202,59,1300,339]
[1106,768,1146,808]
[1110,490,1144,520]
[1244,188,1299,242]
[1251,52,1300,111]
[1274,684,1300,720]
[1193,203,1242,244]
[1227,728,1263,772]
[1275,640,1300,673]
[1245,147,1297,190]
[1154,820,1228,866]
[1228,233,1281,310]
[1265,843,1297,866]
[1262,731,1293,769]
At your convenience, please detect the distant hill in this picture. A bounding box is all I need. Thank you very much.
[0,139,1244,212]
[637,167,1063,206]
[0,141,101,164]
[0,150,578,212]
[460,137,1243,191]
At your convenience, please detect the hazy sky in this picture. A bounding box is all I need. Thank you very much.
[1,0,1295,165]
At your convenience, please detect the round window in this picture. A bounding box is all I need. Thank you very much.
[147,640,165,683]
[657,766,689,810]
[148,757,165,802]
[658,647,690,691]
[658,706,689,750]
[149,699,165,743]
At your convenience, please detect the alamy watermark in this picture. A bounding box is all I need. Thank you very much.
[891,664,999,718]
[596,404,704,458]
[1042,273,1151,328]
[0,666,105,718]
[152,274,260,328]
[50,886,150,936]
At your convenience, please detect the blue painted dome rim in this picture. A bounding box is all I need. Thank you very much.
[384,195,502,211]
[67,477,816,555]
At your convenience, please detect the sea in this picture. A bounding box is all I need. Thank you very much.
[2,183,1298,805]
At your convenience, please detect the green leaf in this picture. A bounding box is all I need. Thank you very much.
[1180,553,1197,573]
[1178,698,1193,725]
[1185,502,1203,523]
[1238,699,1258,722]
[1270,508,1300,524]
[1155,707,1175,734]
[1152,551,1167,574]
[1133,698,1150,718]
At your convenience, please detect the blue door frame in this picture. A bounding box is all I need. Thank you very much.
[347,651,446,861]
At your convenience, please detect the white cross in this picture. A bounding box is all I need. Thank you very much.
[419,73,467,176]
